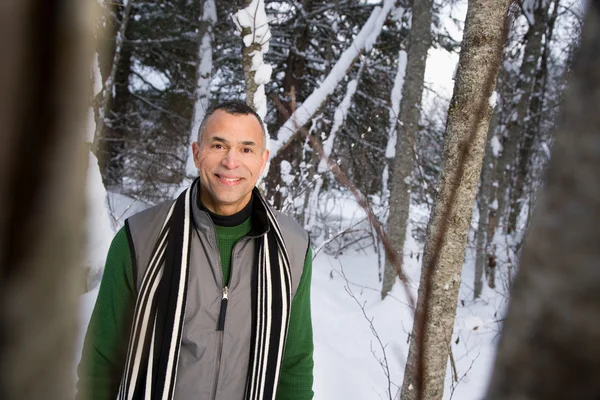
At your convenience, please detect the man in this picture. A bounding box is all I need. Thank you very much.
[78,101,314,400]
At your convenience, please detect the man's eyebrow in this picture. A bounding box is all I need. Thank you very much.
[209,136,257,147]
[209,136,229,144]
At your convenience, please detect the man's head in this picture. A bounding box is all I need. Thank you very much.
[196,101,267,149]
[191,101,270,216]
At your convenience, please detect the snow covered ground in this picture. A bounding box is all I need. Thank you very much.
[75,191,509,399]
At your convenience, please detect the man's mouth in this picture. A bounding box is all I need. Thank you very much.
[216,174,242,184]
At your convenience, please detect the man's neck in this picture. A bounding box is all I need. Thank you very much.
[198,195,253,227]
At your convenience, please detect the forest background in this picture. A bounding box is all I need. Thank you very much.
[0,0,594,400]
[83,0,583,399]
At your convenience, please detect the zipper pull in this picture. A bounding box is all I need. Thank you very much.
[217,286,229,331]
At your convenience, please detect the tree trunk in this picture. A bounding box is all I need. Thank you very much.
[492,1,547,236]
[237,0,271,119]
[382,0,433,299]
[0,0,91,398]
[506,0,559,234]
[186,0,217,177]
[399,1,511,398]
[93,0,134,188]
[474,113,497,299]
[267,0,314,209]
[485,3,600,398]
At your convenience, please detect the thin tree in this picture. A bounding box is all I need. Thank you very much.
[490,0,550,238]
[186,0,217,177]
[0,0,92,398]
[485,2,600,398]
[399,0,512,398]
[381,0,434,300]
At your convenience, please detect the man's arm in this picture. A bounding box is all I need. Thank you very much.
[276,247,314,400]
[77,226,136,400]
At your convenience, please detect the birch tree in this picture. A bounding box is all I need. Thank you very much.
[234,0,272,120]
[381,0,434,299]
[485,2,600,398]
[186,0,217,177]
[0,0,92,397]
[399,0,511,398]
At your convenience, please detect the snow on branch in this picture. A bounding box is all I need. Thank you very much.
[233,0,273,120]
[270,0,397,159]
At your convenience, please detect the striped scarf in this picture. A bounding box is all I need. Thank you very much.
[117,180,292,400]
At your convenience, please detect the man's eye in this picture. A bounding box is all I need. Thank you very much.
[242,148,253,153]
[212,144,223,149]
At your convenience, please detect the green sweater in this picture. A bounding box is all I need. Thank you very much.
[77,218,314,399]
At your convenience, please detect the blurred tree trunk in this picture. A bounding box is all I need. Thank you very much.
[399,0,511,398]
[0,0,92,398]
[381,0,433,299]
[485,3,600,398]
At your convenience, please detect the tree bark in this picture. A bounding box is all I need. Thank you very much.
[382,0,433,299]
[485,3,600,398]
[474,113,497,299]
[399,1,511,398]
[0,0,91,398]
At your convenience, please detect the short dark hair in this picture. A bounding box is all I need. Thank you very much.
[197,100,266,146]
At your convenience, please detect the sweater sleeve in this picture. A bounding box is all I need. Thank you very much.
[276,247,315,400]
[76,226,136,400]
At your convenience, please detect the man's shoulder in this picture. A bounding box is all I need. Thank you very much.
[273,211,310,257]
[274,211,307,240]
[126,199,175,232]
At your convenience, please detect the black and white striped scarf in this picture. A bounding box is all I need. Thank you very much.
[117,180,292,400]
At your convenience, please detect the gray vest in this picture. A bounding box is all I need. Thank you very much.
[126,187,309,399]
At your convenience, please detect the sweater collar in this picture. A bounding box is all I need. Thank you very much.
[191,181,270,237]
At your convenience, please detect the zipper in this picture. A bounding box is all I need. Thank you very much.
[212,286,229,400]
[210,237,248,400]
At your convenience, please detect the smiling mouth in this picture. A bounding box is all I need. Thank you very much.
[215,174,242,184]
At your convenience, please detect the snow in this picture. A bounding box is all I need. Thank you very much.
[541,142,551,159]
[491,135,503,157]
[489,91,498,108]
[280,160,295,185]
[84,152,115,291]
[271,0,397,158]
[489,199,499,211]
[86,107,96,143]
[234,0,272,120]
[253,60,273,86]
[92,53,102,97]
[129,60,170,91]
[386,50,408,159]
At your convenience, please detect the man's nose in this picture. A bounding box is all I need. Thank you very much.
[221,149,239,169]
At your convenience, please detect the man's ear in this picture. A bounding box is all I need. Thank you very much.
[192,142,201,168]
[261,148,270,173]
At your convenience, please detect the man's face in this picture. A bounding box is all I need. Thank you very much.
[192,110,269,216]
